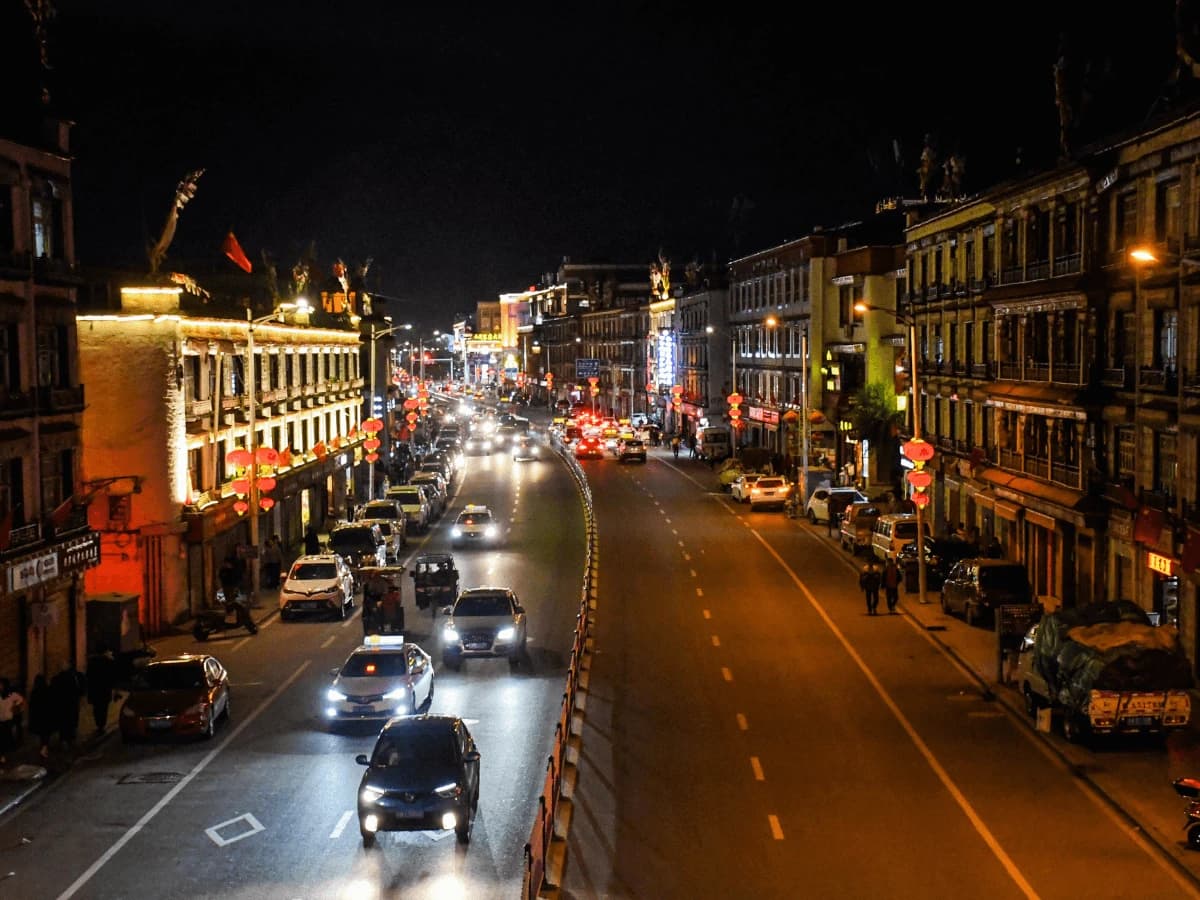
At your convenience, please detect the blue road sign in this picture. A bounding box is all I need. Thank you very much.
[575,358,602,378]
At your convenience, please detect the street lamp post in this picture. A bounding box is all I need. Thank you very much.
[368,320,413,501]
[855,301,930,605]
[245,300,310,596]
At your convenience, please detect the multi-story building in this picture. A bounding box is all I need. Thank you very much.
[0,123,100,685]
[78,284,367,631]
[676,286,728,425]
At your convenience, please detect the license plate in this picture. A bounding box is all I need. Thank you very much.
[148,719,173,729]
[1124,716,1156,727]
[395,809,424,820]
[353,705,376,714]
[466,642,488,650]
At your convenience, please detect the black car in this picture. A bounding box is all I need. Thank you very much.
[898,537,977,592]
[941,558,1036,626]
[356,714,481,847]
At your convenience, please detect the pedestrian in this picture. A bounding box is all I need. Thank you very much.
[688,434,698,459]
[883,558,901,614]
[671,435,680,459]
[51,663,85,749]
[0,677,25,765]
[86,644,116,736]
[262,535,283,589]
[304,524,322,556]
[217,548,244,605]
[29,674,54,759]
[859,561,882,616]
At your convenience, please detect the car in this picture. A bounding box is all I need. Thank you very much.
[729,473,765,502]
[119,654,230,742]
[419,457,454,486]
[451,504,500,546]
[356,500,408,557]
[434,438,464,472]
[805,487,868,524]
[442,586,528,670]
[328,521,388,586]
[355,714,480,847]
[463,434,494,455]
[839,502,883,553]
[574,436,604,459]
[617,438,647,463]
[279,553,357,621]
[897,536,978,592]
[410,472,448,517]
[324,634,435,724]
[385,485,430,533]
[748,476,790,511]
[941,558,1036,626]
[511,435,540,461]
[494,424,519,448]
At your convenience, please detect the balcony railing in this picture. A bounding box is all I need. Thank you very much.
[970,363,990,379]
[996,448,1080,488]
[1026,362,1049,383]
[1051,461,1081,488]
[186,397,213,418]
[1000,266,1024,285]
[1024,456,1049,480]
[999,448,1020,470]
[8,521,41,551]
[0,389,33,418]
[1139,367,1178,392]
[1053,253,1081,276]
[33,255,82,285]
[36,384,85,412]
[1052,362,1082,385]
[998,361,1021,380]
[1102,367,1131,389]
[1026,260,1050,281]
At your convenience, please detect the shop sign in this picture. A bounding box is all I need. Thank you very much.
[1148,552,1177,576]
[748,406,764,422]
[9,550,60,592]
[760,409,779,426]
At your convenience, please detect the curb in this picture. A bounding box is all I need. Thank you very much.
[0,777,43,819]
[0,724,120,821]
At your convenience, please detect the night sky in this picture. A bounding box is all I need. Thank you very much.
[0,2,1186,327]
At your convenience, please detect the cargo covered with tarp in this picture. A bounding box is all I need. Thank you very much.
[1033,601,1193,711]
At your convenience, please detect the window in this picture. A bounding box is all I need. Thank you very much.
[965,322,975,369]
[0,322,19,391]
[1002,220,1018,271]
[983,230,996,282]
[1157,310,1179,371]
[1155,432,1177,499]
[0,457,23,525]
[35,324,67,388]
[188,447,203,495]
[1057,201,1079,257]
[0,184,13,254]
[1117,427,1135,481]
[1116,191,1138,251]
[1156,180,1182,246]
[40,449,64,512]
[31,185,64,260]
[964,240,975,284]
[838,285,854,327]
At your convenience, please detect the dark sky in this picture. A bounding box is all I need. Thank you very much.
[2,2,1185,327]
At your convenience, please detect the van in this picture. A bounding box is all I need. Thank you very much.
[871,513,930,562]
[696,425,732,461]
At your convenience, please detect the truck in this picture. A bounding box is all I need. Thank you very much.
[839,502,882,554]
[695,425,732,462]
[1016,600,1193,743]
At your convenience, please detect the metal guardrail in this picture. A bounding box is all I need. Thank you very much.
[523,437,597,899]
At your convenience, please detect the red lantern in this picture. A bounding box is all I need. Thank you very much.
[233,499,249,516]
[912,492,931,509]
[255,447,279,466]
[403,398,419,410]
[226,447,253,468]
[259,496,276,511]
[728,408,742,421]
[406,412,419,424]
[362,418,385,433]
[364,438,381,451]
[727,393,743,406]
[365,452,379,463]
[257,476,277,493]
[902,439,935,463]
[232,478,250,496]
[279,448,293,468]
[905,470,933,490]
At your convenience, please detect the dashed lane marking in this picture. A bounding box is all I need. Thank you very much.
[750,757,765,781]
[737,713,748,731]
[682,552,691,561]
[696,588,703,598]
[703,609,711,619]
[330,811,353,839]
[721,667,733,682]
[711,635,720,647]
[690,569,697,577]
[321,635,336,649]
[768,815,784,840]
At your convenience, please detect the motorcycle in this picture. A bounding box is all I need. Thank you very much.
[193,589,258,641]
[1173,777,1200,848]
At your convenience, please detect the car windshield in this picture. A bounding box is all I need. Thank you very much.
[371,727,454,767]
[758,478,785,488]
[979,566,1029,591]
[457,511,491,524]
[330,530,376,553]
[894,522,919,540]
[135,663,205,691]
[291,563,337,581]
[454,594,511,617]
[341,653,408,678]
[421,463,443,473]
[361,506,397,519]
[391,490,422,504]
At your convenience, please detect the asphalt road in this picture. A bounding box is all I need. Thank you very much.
[563,454,1199,900]
[0,442,585,900]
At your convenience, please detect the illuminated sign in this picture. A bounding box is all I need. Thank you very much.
[1148,553,1176,576]
[656,333,676,387]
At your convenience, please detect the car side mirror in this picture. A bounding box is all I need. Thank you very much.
[515,605,525,615]
[330,667,340,678]
[355,754,370,766]
[463,750,481,764]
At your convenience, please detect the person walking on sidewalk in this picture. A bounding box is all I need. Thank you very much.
[671,435,680,460]
[883,558,901,614]
[262,535,283,589]
[86,645,116,736]
[52,664,85,750]
[29,674,54,759]
[0,678,24,765]
[859,561,882,616]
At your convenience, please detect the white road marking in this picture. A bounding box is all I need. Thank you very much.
[229,636,252,653]
[721,667,733,682]
[690,569,697,578]
[750,757,765,781]
[678,540,684,547]
[429,828,455,841]
[750,529,1039,899]
[205,812,265,847]
[329,811,354,839]
[696,588,703,598]
[672,529,678,535]
[711,635,720,647]
[682,552,691,561]
[736,713,748,731]
[340,607,360,629]
[703,609,711,619]
[664,518,671,525]
[321,635,337,649]
[57,660,310,899]
[768,815,784,840]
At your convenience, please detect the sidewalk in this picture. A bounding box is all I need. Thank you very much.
[0,582,284,820]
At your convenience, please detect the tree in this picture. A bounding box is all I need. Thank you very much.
[848,382,904,487]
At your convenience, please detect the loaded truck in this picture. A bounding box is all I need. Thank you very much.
[1016,600,1192,742]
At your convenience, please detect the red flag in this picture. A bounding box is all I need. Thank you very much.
[222,231,253,273]
[1183,527,1200,575]
[51,497,73,528]
[1133,505,1165,544]
[0,508,11,550]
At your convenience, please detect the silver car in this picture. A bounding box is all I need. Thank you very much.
[441,587,527,671]
[324,635,435,723]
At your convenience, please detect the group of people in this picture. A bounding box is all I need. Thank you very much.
[858,559,902,616]
[0,646,119,765]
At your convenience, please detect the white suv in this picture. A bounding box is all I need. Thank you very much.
[442,587,528,670]
[280,554,356,621]
[805,487,867,524]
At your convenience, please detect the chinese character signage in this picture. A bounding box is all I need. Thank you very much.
[656,333,675,388]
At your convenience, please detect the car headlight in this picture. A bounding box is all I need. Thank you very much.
[497,626,515,641]
[382,687,408,701]
[435,782,462,799]
[451,527,463,537]
[360,786,384,804]
[443,625,459,642]
[485,525,498,538]
[326,688,347,702]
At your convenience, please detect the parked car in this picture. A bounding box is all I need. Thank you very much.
[871,513,931,562]
[119,654,230,742]
[729,473,765,503]
[279,553,357,621]
[839,503,883,554]
[941,559,1036,626]
[749,476,790,511]
[355,714,480,847]
[356,500,408,559]
[897,537,978,592]
[805,487,867,524]
[385,485,430,533]
[410,472,448,517]
[328,521,388,585]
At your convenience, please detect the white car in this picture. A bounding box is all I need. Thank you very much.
[385,486,430,533]
[442,587,528,670]
[748,476,790,511]
[729,473,765,503]
[323,635,434,724]
[464,434,493,455]
[280,554,356,621]
[451,505,500,546]
[805,487,868,524]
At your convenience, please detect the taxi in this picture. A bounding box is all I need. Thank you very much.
[324,635,435,724]
[451,504,500,546]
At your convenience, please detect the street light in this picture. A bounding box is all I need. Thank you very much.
[367,320,413,500]
[246,299,311,596]
[855,301,932,606]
